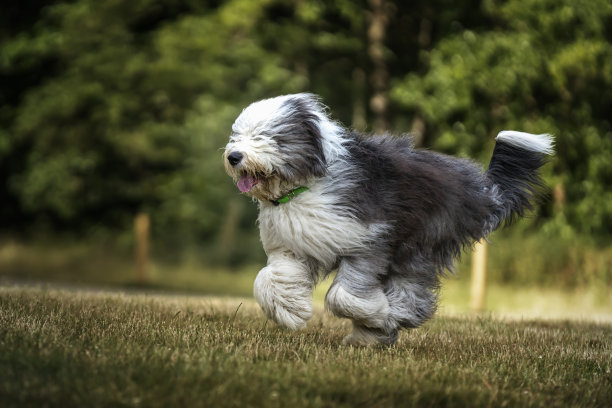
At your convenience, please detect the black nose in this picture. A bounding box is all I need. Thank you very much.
[227,151,243,167]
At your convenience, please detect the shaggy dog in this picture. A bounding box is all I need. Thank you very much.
[224,93,553,345]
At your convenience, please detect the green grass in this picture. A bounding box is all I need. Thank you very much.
[0,240,259,296]
[1,286,611,408]
[3,240,612,321]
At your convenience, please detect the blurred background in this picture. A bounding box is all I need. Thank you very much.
[1,0,611,318]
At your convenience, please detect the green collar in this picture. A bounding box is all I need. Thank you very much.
[271,186,309,206]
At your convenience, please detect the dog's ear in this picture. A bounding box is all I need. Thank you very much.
[274,95,327,180]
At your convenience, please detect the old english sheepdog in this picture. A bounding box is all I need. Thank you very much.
[224,93,553,345]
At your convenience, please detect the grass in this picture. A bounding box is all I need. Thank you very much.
[0,240,259,296]
[1,286,611,408]
[2,240,611,321]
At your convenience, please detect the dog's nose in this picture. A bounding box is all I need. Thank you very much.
[227,151,243,167]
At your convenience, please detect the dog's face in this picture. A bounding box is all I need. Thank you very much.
[224,94,328,201]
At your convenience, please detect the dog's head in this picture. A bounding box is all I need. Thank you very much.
[224,93,331,201]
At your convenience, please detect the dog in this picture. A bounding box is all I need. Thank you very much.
[224,93,553,345]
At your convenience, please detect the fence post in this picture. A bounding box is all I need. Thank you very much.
[470,239,487,312]
[134,213,150,284]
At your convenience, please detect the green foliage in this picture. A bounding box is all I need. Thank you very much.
[392,0,612,236]
[0,0,368,252]
[0,0,611,273]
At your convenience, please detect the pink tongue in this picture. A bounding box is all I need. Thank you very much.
[237,175,258,192]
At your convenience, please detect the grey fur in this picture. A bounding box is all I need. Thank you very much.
[271,97,328,181]
[225,93,553,345]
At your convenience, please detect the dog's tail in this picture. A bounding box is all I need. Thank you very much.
[485,130,554,229]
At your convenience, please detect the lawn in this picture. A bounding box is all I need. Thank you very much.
[1,286,610,407]
[2,240,611,321]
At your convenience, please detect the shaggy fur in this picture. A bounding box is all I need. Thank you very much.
[224,93,553,345]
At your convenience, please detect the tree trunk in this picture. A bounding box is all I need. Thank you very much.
[367,0,392,134]
[411,17,433,147]
[217,199,242,262]
[352,68,367,132]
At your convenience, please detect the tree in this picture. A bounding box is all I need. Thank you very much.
[1,0,611,267]
[392,0,612,238]
[0,0,371,261]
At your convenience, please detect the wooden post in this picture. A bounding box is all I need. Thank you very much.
[134,213,150,284]
[470,240,487,312]
[218,200,241,263]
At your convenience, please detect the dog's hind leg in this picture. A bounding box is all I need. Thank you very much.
[253,250,315,330]
[384,272,439,330]
[325,255,399,345]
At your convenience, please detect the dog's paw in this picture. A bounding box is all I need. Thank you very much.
[325,284,390,329]
[253,265,312,330]
[343,325,398,347]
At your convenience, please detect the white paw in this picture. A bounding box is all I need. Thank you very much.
[253,265,312,330]
[325,284,390,329]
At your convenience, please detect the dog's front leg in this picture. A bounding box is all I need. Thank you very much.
[253,250,314,330]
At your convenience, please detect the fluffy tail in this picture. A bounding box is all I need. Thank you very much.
[486,130,554,228]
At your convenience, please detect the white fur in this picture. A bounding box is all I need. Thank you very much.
[225,132,284,173]
[258,188,387,270]
[496,130,555,155]
[248,96,391,332]
[229,94,553,345]
[253,251,314,329]
[255,95,387,269]
[325,284,390,328]
[231,95,288,137]
[232,94,350,163]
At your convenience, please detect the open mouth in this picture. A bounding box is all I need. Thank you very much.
[237,173,259,192]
